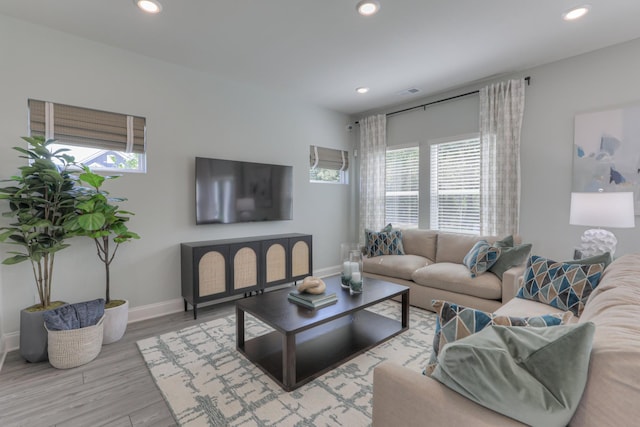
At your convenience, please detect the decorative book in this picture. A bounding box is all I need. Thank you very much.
[288,291,337,309]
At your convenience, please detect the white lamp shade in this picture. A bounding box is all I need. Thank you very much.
[569,192,636,228]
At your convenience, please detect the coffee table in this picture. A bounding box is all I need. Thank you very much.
[236,275,409,391]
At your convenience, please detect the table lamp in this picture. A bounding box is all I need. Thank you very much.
[569,191,635,257]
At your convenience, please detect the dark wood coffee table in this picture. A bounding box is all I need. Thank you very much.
[236,276,409,391]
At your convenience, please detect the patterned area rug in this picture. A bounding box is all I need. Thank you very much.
[137,300,436,426]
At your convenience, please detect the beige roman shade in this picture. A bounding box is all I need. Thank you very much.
[28,99,146,154]
[309,145,349,171]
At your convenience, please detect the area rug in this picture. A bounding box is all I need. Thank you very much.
[137,301,436,426]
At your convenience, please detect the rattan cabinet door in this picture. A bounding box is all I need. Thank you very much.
[229,242,261,294]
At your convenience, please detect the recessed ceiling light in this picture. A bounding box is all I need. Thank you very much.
[356,1,381,17]
[135,0,162,14]
[562,5,590,21]
[356,87,370,94]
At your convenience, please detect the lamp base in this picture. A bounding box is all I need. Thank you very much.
[577,228,617,258]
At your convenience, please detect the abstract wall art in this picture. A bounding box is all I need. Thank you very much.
[573,103,640,213]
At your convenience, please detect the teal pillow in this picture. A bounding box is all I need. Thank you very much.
[492,235,514,248]
[424,300,570,375]
[517,255,604,316]
[431,322,595,427]
[488,243,532,279]
[462,240,501,278]
[365,229,405,257]
[567,252,612,269]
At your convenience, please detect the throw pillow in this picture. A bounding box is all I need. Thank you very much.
[517,255,605,316]
[424,300,570,375]
[492,235,514,248]
[567,251,613,269]
[431,322,596,427]
[380,223,393,233]
[462,240,501,278]
[488,243,533,279]
[365,229,405,257]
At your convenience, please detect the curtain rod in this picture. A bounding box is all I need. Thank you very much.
[356,76,530,124]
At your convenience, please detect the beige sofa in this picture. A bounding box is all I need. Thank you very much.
[372,253,640,426]
[363,229,526,313]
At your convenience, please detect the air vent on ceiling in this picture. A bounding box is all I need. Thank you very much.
[397,87,421,96]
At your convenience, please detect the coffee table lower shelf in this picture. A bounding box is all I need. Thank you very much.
[238,309,406,391]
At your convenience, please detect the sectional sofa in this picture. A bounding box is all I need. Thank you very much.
[363,229,527,313]
[372,252,640,426]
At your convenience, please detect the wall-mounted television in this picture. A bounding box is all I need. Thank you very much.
[195,157,293,225]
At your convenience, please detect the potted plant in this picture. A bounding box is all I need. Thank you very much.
[65,166,139,344]
[0,136,77,362]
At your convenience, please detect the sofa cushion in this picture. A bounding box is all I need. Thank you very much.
[400,229,438,261]
[517,255,605,316]
[363,254,432,281]
[488,243,532,279]
[431,322,596,427]
[412,263,502,300]
[435,232,485,264]
[462,240,501,278]
[425,300,570,375]
[365,229,405,257]
[570,253,640,426]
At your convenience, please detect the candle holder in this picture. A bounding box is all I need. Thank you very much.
[340,243,359,289]
[349,278,363,295]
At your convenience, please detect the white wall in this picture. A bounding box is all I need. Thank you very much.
[354,37,640,261]
[0,14,352,335]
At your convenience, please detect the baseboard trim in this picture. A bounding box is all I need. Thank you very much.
[0,265,342,362]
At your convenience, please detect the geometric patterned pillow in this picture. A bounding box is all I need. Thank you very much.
[462,240,501,278]
[517,255,605,317]
[365,229,405,257]
[424,300,570,376]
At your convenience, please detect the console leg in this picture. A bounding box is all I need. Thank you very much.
[184,299,188,312]
[193,304,198,320]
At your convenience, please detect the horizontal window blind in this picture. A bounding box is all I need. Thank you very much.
[430,138,480,233]
[28,99,146,154]
[309,145,349,171]
[386,146,419,227]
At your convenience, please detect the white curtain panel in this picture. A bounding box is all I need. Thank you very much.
[479,79,526,236]
[359,114,387,242]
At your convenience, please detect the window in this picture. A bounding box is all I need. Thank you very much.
[430,136,480,234]
[385,146,419,228]
[309,145,349,184]
[28,99,146,173]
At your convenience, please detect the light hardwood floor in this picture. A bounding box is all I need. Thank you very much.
[0,301,236,427]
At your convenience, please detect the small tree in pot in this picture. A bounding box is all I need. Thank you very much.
[0,136,77,362]
[65,166,139,343]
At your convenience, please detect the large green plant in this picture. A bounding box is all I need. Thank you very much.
[65,166,139,304]
[0,137,77,309]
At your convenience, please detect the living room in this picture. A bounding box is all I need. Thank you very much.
[1,1,640,426]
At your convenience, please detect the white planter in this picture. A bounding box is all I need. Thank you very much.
[102,300,129,344]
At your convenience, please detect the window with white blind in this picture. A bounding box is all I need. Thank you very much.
[28,99,147,173]
[385,146,419,228]
[430,136,480,234]
[309,145,349,184]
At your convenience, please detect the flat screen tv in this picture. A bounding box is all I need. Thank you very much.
[195,157,293,225]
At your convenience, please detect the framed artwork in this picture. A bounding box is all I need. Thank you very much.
[573,103,640,213]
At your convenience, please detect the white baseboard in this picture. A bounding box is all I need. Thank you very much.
[0,265,342,365]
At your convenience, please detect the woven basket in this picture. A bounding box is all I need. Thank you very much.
[46,316,105,369]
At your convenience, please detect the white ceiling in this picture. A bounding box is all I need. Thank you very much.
[2,1,640,115]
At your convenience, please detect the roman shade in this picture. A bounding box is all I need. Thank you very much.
[309,145,349,171]
[28,99,146,154]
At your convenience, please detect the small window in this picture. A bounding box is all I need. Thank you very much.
[430,136,480,234]
[28,99,146,173]
[309,145,349,184]
[386,146,419,228]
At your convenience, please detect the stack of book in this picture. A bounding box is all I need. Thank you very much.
[287,291,337,309]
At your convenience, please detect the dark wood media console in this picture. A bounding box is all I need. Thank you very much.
[181,233,312,319]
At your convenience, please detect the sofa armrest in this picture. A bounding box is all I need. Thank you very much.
[501,264,526,303]
[372,362,524,427]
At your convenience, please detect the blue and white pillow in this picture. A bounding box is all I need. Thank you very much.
[463,240,501,278]
[365,229,405,257]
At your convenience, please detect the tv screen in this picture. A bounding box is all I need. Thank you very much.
[195,157,293,225]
